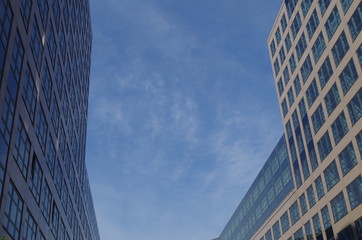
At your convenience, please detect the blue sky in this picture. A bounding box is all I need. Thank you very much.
[86,0,283,239]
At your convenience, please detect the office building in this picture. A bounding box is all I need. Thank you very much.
[0,0,100,239]
[218,0,361,239]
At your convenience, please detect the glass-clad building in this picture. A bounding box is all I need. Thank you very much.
[0,0,100,239]
[218,0,362,239]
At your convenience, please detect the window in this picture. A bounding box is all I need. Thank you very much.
[299,193,308,215]
[339,58,358,95]
[307,185,316,208]
[332,31,350,66]
[331,192,348,222]
[312,104,326,133]
[22,65,37,122]
[41,181,52,223]
[294,76,301,96]
[325,6,341,39]
[347,176,362,209]
[321,206,334,238]
[46,136,56,175]
[308,143,319,171]
[301,151,310,180]
[58,220,66,240]
[324,160,340,191]
[50,95,59,133]
[332,112,349,144]
[36,105,47,152]
[273,221,281,240]
[59,23,67,63]
[319,0,332,15]
[296,34,308,60]
[265,230,273,240]
[30,18,43,70]
[357,44,362,66]
[313,214,323,239]
[3,182,23,240]
[307,10,319,39]
[318,57,333,89]
[348,3,362,40]
[41,62,52,107]
[306,79,319,107]
[301,56,313,83]
[0,0,13,75]
[274,59,280,76]
[8,30,24,97]
[304,221,313,240]
[47,21,57,66]
[285,33,292,52]
[51,203,59,236]
[29,155,42,203]
[312,33,326,63]
[283,67,290,85]
[281,14,287,32]
[13,118,31,177]
[294,228,303,240]
[302,0,313,16]
[356,217,362,239]
[299,99,307,118]
[339,142,357,176]
[279,46,286,64]
[287,88,295,106]
[0,90,16,144]
[289,53,297,73]
[270,40,276,56]
[277,79,284,96]
[291,12,302,38]
[290,201,300,225]
[281,212,290,233]
[325,83,341,115]
[20,0,32,30]
[286,120,293,139]
[338,226,355,240]
[276,27,282,44]
[61,179,68,211]
[356,131,362,157]
[22,210,37,240]
[315,176,325,200]
[282,99,288,117]
[52,0,60,30]
[37,0,49,27]
[340,0,354,13]
[317,131,332,161]
[54,160,62,195]
[348,88,362,125]
[286,0,298,18]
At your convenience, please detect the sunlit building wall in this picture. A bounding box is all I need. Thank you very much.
[218,0,362,239]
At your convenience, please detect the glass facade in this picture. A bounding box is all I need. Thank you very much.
[219,137,293,240]
[0,0,100,240]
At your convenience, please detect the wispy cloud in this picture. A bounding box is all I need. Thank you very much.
[87,0,283,239]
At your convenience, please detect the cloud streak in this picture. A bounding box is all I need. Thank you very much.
[86,0,283,240]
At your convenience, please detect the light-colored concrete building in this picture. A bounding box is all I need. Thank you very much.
[217,0,361,239]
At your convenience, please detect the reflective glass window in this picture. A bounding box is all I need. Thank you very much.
[324,160,340,191]
[331,192,348,222]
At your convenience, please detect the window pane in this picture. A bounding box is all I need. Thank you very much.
[331,192,348,222]
[324,160,340,191]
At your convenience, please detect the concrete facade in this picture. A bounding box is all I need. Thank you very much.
[218,0,361,239]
